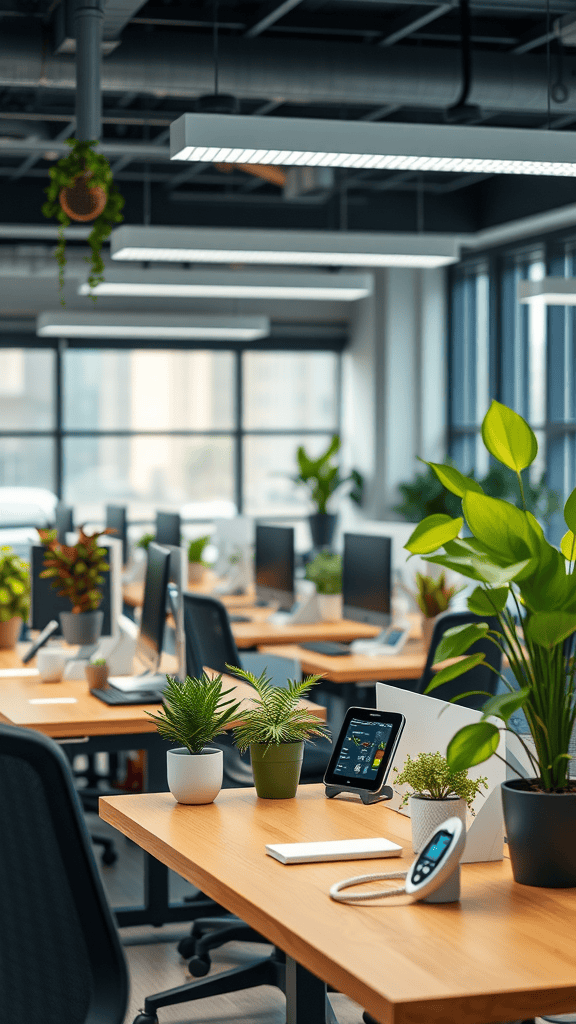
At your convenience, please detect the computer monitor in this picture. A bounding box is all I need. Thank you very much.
[136,542,172,673]
[155,511,181,548]
[54,503,74,544]
[29,536,122,639]
[255,524,295,610]
[342,532,391,628]
[105,504,128,564]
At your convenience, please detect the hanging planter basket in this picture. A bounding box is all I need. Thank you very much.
[42,138,124,306]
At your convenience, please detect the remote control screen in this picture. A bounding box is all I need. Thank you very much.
[419,830,452,865]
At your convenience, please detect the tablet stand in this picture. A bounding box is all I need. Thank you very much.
[325,785,394,805]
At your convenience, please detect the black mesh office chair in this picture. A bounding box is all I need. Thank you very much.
[418,611,502,710]
[0,722,129,1024]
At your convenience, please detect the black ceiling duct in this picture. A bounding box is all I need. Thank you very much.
[444,0,482,123]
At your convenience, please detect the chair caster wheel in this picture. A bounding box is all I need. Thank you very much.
[188,953,211,977]
[133,1014,158,1024]
[177,936,196,959]
[101,849,118,866]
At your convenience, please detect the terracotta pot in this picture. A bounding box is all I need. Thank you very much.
[59,173,107,222]
[188,562,205,584]
[421,615,439,652]
[85,663,108,690]
[0,616,22,649]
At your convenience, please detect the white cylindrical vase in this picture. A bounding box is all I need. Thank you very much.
[409,795,467,854]
[317,594,342,622]
[167,747,223,805]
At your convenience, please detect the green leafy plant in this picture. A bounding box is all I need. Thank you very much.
[0,547,30,622]
[38,526,111,614]
[89,656,107,667]
[42,138,124,306]
[188,535,211,565]
[294,435,363,514]
[305,551,342,595]
[411,571,464,618]
[405,399,576,793]
[393,751,488,810]
[230,666,331,752]
[146,673,244,755]
[394,460,560,525]
[137,532,155,551]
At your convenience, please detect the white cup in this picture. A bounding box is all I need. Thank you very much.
[37,648,67,683]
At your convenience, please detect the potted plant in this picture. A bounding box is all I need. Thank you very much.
[146,672,243,804]
[393,751,488,853]
[0,546,30,649]
[136,532,155,552]
[305,551,342,621]
[38,526,111,645]
[85,656,108,690]
[231,666,330,799]
[405,399,576,887]
[293,435,363,550]
[187,535,211,584]
[42,138,124,306]
[411,571,464,650]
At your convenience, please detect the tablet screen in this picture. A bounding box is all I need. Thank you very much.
[324,708,405,792]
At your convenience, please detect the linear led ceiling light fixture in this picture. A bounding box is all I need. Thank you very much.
[78,269,373,300]
[111,226,459,268]
[171,113,576,178]
[518,278,576,305]
[36,312,270,340]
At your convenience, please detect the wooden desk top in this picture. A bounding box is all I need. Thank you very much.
[123,571,255,609]
[100,784,576,1024]
[0,651,325,739]
[257,638,427,683]
[233,616,382,649]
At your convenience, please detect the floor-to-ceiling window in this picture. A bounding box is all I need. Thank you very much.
[0,339,342,531]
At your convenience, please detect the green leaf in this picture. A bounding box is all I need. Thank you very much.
[564,486,576,534]
[404,514,463,556]
[447,722,500,772]
[524,611,576,650]
[472,558,532,587]
[481,400,538,473]
[424,554,485,582]
[425,653,485,693]
[433,623,489,664]
[481,688,530,724]
[427,462,484,498]
[462,491,535,564]
[467,586,508,616]
[561,530,576,562]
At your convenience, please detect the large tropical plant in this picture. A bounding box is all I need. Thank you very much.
[294,435,363,514]
[404,400,576,793]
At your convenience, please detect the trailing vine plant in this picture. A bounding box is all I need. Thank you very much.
[42,138,125,306]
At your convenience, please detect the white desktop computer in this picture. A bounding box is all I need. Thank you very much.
[213,516,254,593]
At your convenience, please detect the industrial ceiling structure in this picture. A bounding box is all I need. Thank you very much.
[2,0,576,240]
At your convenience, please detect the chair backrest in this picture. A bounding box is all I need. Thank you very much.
[418,611,502,711]
[0,723,128,1024]
[183,592,242,678]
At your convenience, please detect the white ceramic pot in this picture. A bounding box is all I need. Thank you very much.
[317,593,342,622]
[409,795,467,854]
[167,747,223,805]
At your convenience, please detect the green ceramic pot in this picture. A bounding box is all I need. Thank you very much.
[250,741,304,799]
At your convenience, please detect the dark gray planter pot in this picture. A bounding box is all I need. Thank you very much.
[250,741,304,799]
[309,513,337,551]
[59,610,104,646]
[502,779,576,887]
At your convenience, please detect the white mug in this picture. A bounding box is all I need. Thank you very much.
[37,647,67,683]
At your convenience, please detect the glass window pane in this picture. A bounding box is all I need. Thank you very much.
[0,437,55,489]
[63,350,235,431]
[63,435,235,523]
[244,434,337,518]
[0,349,54,429]
[243,352,338,429]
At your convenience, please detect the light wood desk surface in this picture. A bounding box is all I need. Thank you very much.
[100,783,576,1024]
[232,616,382,649]
[257,638,427,683]
[0,650,325,739]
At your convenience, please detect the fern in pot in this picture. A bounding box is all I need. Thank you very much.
[231,666,330,798]
[187,535,211,584]
[146,673,243,804]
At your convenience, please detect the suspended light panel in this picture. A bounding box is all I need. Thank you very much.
[36,312,270,340]
[111,226,459,268]
[78,269,373,300]
[518,277,576,305]
[170,113,576,177]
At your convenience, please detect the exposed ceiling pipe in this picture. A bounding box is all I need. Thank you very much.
[74,0,105,140]
[1,26,575,115]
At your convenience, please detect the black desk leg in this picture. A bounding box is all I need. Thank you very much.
[285,956,328,1024]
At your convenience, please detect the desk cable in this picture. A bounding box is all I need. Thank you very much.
[330,870,408,902]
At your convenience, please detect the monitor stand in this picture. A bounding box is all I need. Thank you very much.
[268,588,320,626]
[108,668,167,693]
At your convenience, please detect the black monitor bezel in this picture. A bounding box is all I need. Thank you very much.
[136,542,171,673]
[105,504,128,565]
[254,523,295,611]
[342,532,392,628]
[155,511,181,548]
[323,707,405,793]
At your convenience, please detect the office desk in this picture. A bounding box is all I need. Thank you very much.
[233,617,382,649]
[100,784,576,1024]
[123,572,256,610]
[0,650,325,928]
